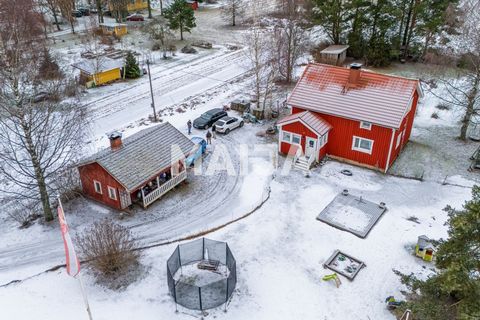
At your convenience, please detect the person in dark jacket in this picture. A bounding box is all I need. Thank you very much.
[212,123,217,139]
[187,120,192,135]
[206,130,212,144]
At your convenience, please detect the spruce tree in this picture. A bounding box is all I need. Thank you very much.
[311,0,350,44]
[396,186,480,319]
[164,0,196,41]
[124,51,141,79]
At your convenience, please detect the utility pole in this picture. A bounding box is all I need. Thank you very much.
[146,59,158,122]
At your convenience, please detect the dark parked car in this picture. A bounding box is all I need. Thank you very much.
[77,7,90,16]
[126,14,144,21]
[71,10,83,17]
[193,109,228,129]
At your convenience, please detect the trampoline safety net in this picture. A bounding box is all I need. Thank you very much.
[166,238,237,310]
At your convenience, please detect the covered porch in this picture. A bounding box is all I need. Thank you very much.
[134,159,187,208]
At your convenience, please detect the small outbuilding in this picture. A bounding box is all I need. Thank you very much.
[319,45,349,66]
[99,22,128,37]
[415,235,435,262]
[72,58,123,87]
[77,123,194,210]
[186,0,199,10]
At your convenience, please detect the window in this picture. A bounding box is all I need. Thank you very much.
[360,121,372,130]
[108,186,117,200]
[396,131,404,149]
[282,131,301,145]
[352,136,374,154]
[308,139,315,148]
[291,134,301,145]
[319,132,329,147]
[93,180,102,194]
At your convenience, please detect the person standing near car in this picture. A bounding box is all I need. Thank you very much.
[187,120,192,135]
[206,130,212,144]
[212,123,217,139]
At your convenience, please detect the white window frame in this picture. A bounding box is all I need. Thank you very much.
[319,132,329,148]
[291,133,301,145]
[360,121,372,130]
[396,130,404,149]
[282,131,291,143]
[107,186,117,200]
[282,130,301,146]
[352,136,374,154]
[93,180,102,194]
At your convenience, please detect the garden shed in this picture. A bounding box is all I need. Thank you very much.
[319,45,349,66]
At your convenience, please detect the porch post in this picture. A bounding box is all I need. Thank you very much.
[156,175,160,187]
[141,188,146,208]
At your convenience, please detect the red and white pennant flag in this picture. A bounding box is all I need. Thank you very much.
[57,198,81,277]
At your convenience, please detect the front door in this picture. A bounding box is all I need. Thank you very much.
[119,190,131,209]
[305,137,317,160]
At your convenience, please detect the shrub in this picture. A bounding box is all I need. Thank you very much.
[435,103,450,111]
[77,220,141,276]
[431,112,439,119]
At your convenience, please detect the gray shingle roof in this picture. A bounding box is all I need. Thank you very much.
[80,122,194,191]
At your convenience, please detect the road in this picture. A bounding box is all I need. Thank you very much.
[0,47,270,285]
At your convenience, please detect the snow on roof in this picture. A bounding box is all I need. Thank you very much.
[287,63,421,129]
[72,57,123,75]
[78,122,194,191]
[277,111,332,136]
[320,45,349,54]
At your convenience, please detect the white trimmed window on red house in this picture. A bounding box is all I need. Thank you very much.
[107,186,117,200]
[360,121,372,130]
[319,132,329,147]
[282,131,301,145]
[352,136,374,154]
[93,180,102,194]
[396,130,404,149]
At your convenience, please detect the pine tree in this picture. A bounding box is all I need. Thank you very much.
[346,0,370,59]
[311,0,350,44]
[38,48,62,80]
[164,0,196,41]
[124,52,141,79]
[365,0,397,66]
[395,186,480,319]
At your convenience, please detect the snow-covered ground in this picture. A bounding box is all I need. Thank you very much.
[0,161,472,320]
[1,3,478,319]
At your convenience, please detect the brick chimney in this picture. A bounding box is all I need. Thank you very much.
[348,63,362,88]
[107,131,123,150]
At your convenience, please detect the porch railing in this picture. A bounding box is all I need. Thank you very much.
[142,170,187,208]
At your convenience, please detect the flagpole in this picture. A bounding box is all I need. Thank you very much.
[77,273,94,320]
[57,196,93,320]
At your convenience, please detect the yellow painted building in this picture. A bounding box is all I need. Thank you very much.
[72,58,123,87]
[108,0,148,13]
[127,0,148,12]
[99,22,128,37]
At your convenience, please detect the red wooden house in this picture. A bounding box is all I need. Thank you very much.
[277,63,423,173]
[77,123,194,210]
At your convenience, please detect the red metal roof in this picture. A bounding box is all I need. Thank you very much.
[287,63,422,129]
[277,111,332,135]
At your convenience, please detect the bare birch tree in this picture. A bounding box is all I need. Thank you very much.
[433,0,480,140]
[243,24,276,118]
[0,0,87,221]
[58,0,76,33]
[39,0,62,31]
[221,0,244,27]
[146,17,175,58]
[271,1,307,83]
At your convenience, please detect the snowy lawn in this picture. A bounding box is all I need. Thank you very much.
[0,161,473,320]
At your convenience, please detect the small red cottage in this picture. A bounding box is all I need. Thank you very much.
[77,123,194,210]
[186,0,199,10]
[277,63,423,173]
